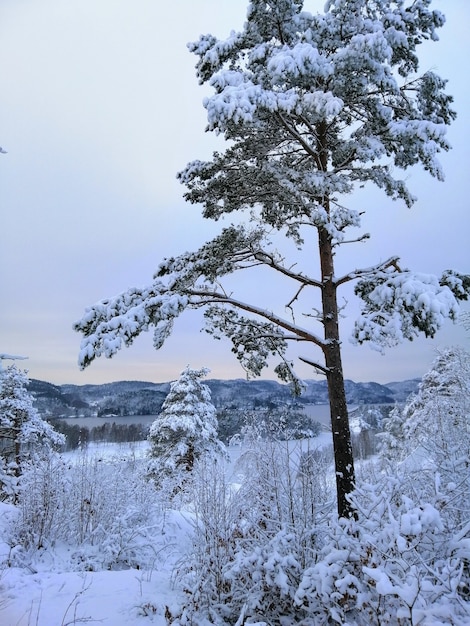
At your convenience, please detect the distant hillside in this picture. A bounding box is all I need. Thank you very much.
[381,378,422,400]
[28,377,419,419]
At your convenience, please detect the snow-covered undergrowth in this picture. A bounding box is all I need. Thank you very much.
[0,441,196,625]
[172,445,470,625]
[1,432,468,626]
[1,360,470,626]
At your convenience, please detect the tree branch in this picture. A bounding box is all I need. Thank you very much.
[188,288,326,348]
[275,112,323,170]
[335,256,401,287]
[298,356,330,375]
[286,283,307,314]
[253,251,322,288]
[333,232,371,248]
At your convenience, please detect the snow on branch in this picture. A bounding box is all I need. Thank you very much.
[440,270,470,302]
[203,305,308,393]
[193,289,324,345]
[203,305,289,377]
[335,256,401,287]
[352,269,469,351]
[74,227,325,372]
[156,224,320,288]
[188,31,245,84]
[74,285,189,369]
[156,225,266,284]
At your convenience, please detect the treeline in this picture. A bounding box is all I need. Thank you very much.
[48,404,327,451]
[49,420,149,451]
[49,405,391,456]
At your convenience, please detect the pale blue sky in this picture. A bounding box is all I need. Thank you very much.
[1,0,468,385]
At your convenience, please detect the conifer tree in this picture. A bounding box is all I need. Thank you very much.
[75,0,469,518]
[0,365,64,501]
[147,366,225,488]
[381,346,470,527]
[403,347,470,473]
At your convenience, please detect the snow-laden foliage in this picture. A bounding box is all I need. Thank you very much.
[10,451,167,572]
[147,367,226,496]
[241,405,322,442]
[175,435,334,625]
[172,352,470,624]
[381,346,470,458]
[381,346,470,529]
[377,403,408,462]
[218,404,322,444]
[295,474,470,625]
[74,0,469,519]
[0,365,64,501]
[353,270,466,351]
[173,457,239,625]
[403,346,470,443]
[175,440,469,625]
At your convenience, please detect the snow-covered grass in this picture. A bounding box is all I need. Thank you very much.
[0,559,182,625]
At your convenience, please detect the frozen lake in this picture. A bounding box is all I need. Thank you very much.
[52,404,355,429]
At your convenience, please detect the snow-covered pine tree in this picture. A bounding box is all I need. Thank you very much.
[403,346,470,441]
[398,347,470,525]
[377,404,408,463]
[147,367,225,491]
[74,0,469,518]
[0,365,65,501]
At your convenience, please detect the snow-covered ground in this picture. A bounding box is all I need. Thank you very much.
[0,435,333,625]
[0,561,183,625]
[0,441,184,625]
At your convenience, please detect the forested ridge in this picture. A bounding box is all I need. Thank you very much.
[28,376,419,418]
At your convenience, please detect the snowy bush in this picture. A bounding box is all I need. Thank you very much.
[175,436,333,624]
[295,474,470,625]
[11,451,166,572]
[174,457,239,625]
[218,440,333,624]
[175,432,469,625]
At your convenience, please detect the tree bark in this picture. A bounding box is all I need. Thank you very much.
[314,118,356,518]
[319,225,356,519]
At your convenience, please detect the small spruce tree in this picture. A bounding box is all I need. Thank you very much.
[147,366,225,490]
[0,364,65,501]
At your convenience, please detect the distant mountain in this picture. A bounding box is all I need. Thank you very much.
[28,376,420,419]
[381,378,422,401]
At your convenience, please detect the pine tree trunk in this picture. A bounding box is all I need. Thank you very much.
[319,225,356,519]
[315,116,356,518]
